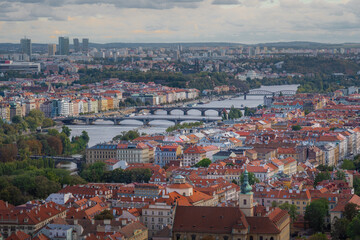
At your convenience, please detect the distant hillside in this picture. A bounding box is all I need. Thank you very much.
[255,41,360,49]
[1,41,360,53]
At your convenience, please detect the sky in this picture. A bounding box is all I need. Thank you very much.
[0,0,359,44]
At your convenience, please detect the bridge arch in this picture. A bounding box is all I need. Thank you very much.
[117,119,145,125]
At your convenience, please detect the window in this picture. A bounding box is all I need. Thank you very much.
[191,235,196,240]
[260,237,263,240]
[243,199,247,205]
[250,237,253,240]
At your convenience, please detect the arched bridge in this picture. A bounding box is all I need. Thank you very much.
[29,155,83,169]
[135,106,244,116]
[55,115,222,125]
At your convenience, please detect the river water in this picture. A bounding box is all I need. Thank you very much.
[68,84,299,147]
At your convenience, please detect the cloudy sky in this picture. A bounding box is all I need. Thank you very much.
[0,0,359,44]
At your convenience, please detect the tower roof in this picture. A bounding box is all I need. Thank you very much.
[241,167,253,195]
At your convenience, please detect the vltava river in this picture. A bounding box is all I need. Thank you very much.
[68,84,299,147]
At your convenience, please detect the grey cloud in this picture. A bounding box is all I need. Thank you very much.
[0,0,205,22]
[0,0,204,9]
[212,0,241,5]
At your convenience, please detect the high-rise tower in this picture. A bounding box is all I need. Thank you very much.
[20,37,32,57]
[82,38,89,52]
[73,38,80,52]
[58,37,69,55]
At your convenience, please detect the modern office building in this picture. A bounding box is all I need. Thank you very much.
[48,44,56,56]
[73,38,80,52]
[20,37,32,57]
[82,38,89,52]
[0,60,40,73]
[58,37,70,55]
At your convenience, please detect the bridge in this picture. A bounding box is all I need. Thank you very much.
[55,115,222,125]
[135,106,244,116]
[29,155,83,170]
[238,89,297,99]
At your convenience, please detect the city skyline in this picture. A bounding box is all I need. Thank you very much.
[0,0,360,44]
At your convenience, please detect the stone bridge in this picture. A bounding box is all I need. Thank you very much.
[29,155,84,170]
[55,115,222,125]
[135,106,244,116]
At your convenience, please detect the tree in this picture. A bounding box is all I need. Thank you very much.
[46,136,63,155]
[80,162,106,182]
[26,139,42,155]
[240,171,260,185]
[0,144,18,162]
[0,185,27,206]
[113,130,140,141]
[195,158,212,168]
[309,233,328,240]
[62,126,71,137]
[279,202,299,222]
[347,214,360,239]
[95,210,114,220]
[336,170,346,181]
[344,202,358,221]
[292,125,302,131]
[11,115,22,124]
[42,118,55,128]
[314,171,331,186]
[331,217,349,240]
[304,198,329,232]
[227,105,242,120]
[28,109,45,123]
[341,159,356,170]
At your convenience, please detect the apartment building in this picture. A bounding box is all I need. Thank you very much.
[86,142,150,164]
[142,202,175,237]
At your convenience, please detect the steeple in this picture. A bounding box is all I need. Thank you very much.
[241,166,253,195]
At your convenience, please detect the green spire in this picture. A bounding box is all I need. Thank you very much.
[241,166,253,194]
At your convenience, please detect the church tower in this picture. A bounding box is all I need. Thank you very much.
[239,167,254,216]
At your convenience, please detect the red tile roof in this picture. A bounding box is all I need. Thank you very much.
[173,206,248,234]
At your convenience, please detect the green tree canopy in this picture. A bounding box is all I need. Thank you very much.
[95,210,114,220]
[341,159,356,170]
[292,125,302,131]
[195,158,212,168]
[344,202,359,221]
[304,198,329,232]
[279,202,299,222]
[113,130,140,141]
[331,217,349,240]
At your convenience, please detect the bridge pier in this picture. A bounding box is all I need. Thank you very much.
[183,110,188,115]
[113,119,118,125]
[143,119,150,126]
[244,94,247,100]
[150,110,155,115]
[218,111,222,117]
[201,110,206,116]
[166,110,172,115]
